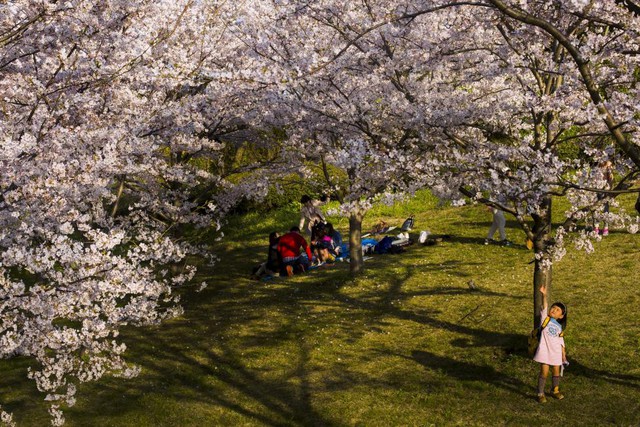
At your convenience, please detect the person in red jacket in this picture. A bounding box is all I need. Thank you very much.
[277,226,312,276]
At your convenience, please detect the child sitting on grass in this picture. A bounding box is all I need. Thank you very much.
[310,223,334,265]
[533,283,568,403]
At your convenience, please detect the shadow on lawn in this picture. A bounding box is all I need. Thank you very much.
[60,237,638,425]
[69,303,335,426]
[62,254,532,425]
[409,350,531,397]
[565,359,640,391]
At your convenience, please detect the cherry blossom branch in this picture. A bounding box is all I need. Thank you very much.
[487,0,640,168]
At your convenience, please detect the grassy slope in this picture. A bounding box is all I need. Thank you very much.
[1,193,639,426]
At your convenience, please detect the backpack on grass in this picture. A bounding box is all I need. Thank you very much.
[374,236,394,254]
[401,215,414,231]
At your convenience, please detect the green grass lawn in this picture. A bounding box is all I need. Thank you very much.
[2,193,639,426]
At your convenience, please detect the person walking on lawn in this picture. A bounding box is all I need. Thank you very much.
[485,206,510,246]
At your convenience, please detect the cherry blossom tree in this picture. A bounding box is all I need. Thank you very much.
[487,0,640,167]
[3,1,639,423]
[0,1,261,424]
[230,1,450,273]
[464,0,640,323]
[373,0,640,324]
[239,1,639,312]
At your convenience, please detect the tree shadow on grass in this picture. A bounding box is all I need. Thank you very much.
[61,258,528,426]
[408,350,532,398]
[169,226,639,424]
[49,253,637,427]
[193,241,527,392]
[328,289,524,350]
[0,358,49,424]
[67,317,336,427]
[565,358,640,391]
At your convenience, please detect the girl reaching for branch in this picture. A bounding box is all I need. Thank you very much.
[533,284,569,403]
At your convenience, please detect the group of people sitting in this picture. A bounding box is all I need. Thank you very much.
[251,195,346,280]
[251,222,345,280]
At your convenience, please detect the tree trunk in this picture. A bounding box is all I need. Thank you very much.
[111,176,126,218]
[349,210,364,274]
[531,195,553,328]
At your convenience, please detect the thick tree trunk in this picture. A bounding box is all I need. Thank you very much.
[531,195,553,328]
[348,210,364,274]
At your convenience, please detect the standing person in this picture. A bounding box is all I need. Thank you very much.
[484,206,509,245]
[533,284,568,403]
[299,194,328,237]
[277,226,313,276]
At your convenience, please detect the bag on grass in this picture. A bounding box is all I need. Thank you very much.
[374,236,394,254]
[401,215,414,231]
[527,316,550,357]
